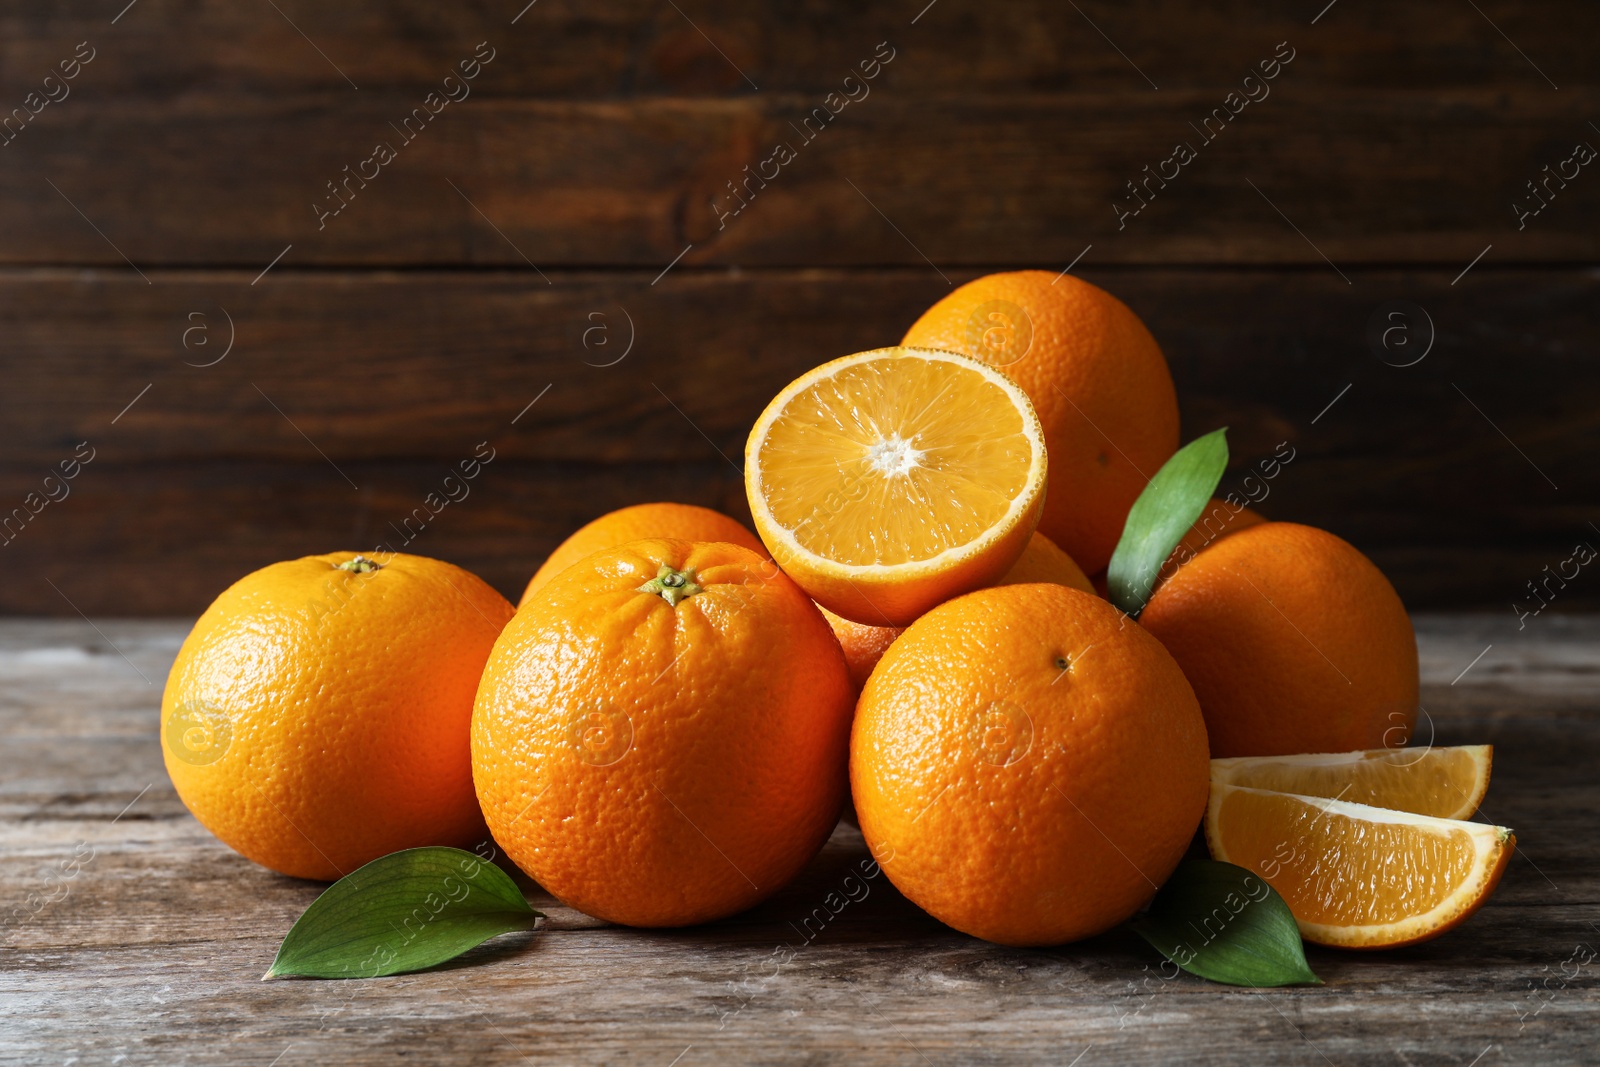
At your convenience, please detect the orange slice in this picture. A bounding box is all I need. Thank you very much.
[1207,783,1514,948]
[1210,745,1492,821]
[745,347,1047,625]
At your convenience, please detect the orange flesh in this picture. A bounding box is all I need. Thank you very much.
[1211,745,1490,820]
[1215,789,1480,926]
[756,356,1034,566]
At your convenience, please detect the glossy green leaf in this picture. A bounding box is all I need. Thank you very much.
[1105,427,1229,616]
[1130,860,1321,988]
[265,846,542,980]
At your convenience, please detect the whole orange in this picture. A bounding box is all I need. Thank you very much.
[161,552,514,880]
[1140,522,1419,759]
[903,271,1179,574]
[521,502,765,607]
[822,531,1095,695]
[474,538,853,927]
[851,583,1209,946]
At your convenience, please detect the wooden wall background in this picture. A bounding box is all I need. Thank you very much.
[0,1,1595,615]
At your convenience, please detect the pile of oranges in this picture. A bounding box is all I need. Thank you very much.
[162,271,1512,953]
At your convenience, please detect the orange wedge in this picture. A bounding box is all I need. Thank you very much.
[1207,783,1514,948]
[1210,745,1492,820]
[745,347,1047,625]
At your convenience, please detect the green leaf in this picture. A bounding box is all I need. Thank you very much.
[264,846,543,979]
[1105,427,1229,616]
[1130,860,1321,988]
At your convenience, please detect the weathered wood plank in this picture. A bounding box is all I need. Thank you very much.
[0,617,1595,1065]
[0,459,750,617]
[3,0,1592,100]
[1,265,1593,614]
[3,89,1596,267]
[2,266,1593,470]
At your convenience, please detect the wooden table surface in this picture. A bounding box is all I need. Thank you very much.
[2,613,1596,1065]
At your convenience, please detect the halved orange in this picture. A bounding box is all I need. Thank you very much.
[1207,783,1514,948]
[1210,745,1492,821]
[745,347,1047,625]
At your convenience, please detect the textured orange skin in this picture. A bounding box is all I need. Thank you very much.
[851,583,1210,947]
[520,502,765,607]
[1141,523,1419,759]
[822,532,1095,695]
[821,606,904,696]
[161,552,515,881]
[903,271,1179,574]
[475,539,854,927]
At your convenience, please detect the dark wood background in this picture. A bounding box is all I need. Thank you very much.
[1,1,1595,615]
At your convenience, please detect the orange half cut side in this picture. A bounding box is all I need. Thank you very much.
[745,347,1046,625]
